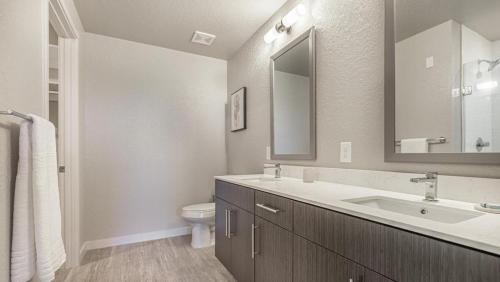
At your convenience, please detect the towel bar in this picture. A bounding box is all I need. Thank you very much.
[395,137,446,146]
[0,109,33,122]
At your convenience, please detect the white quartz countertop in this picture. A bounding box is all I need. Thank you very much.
[215,174,500,256]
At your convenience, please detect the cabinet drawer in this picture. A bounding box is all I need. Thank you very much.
[255,191,293,230]
[215,180,254,212]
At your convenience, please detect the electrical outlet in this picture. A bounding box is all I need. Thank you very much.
[426,56,434,68]
[340,142,352,163]
[266,146,271,160]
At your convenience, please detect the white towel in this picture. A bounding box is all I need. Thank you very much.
[11,121,36,282]
[400,138,429,153]
[11,115,66,282]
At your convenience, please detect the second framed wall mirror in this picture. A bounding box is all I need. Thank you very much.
[270,27,316,160]
[385,0,500,164]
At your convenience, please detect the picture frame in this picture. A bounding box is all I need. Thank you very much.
[230,87,246,132]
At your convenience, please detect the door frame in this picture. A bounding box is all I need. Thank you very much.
[45,0,81,267]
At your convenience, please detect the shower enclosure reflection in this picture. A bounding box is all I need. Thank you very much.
[394,0,500,153]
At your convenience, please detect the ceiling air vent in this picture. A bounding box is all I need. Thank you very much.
[191,31,216,46]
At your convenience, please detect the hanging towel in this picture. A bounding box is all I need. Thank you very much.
[400,138,429,153]
[11,115,66,282]
[31,115,66,281]
[11,121,36,282]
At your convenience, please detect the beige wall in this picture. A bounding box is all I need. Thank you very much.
[226,0,500,178]
[80,33,227,242]
[0,0,46,280]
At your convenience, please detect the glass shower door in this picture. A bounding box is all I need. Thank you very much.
[462,60,499,152]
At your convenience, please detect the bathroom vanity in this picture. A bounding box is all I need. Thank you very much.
[214,176,500,282]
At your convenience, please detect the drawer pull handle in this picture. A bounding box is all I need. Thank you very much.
[256,203,280,214]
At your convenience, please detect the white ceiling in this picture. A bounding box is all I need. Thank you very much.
[74,0,288,60]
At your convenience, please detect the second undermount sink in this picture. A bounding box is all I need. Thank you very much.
[344,196,483,224]
[241,176,282,183]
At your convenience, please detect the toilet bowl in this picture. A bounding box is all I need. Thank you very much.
[181,202,215,248]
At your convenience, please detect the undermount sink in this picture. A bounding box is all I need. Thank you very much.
[344,196,483,224]
[241,177,281,183]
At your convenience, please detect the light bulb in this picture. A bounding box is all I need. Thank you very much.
[282,4,306,28]
[264,27,280,43]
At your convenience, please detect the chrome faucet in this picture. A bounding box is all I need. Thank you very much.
[264,163,281,178]
[410,172,438,201]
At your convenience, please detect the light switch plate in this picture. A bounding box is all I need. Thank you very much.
[266,146,271,160]
[340,142,352,163]
[426,56,434,68]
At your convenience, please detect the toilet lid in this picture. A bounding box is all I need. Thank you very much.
[182,203,215,212]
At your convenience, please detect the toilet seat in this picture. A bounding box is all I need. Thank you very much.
[181,203,215,219]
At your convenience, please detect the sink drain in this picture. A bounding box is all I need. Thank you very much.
[420,208,428,215]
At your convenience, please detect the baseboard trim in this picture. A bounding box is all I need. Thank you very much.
[79,226,191,260]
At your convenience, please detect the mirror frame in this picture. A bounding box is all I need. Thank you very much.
[384,0,500,165]
[270,27,316,160]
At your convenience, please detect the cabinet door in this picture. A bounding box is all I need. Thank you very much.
[230,206,254,282]
[318,246,365,282]
[255,217,293,282]
[294,235,319,282]
[215,198,232,272]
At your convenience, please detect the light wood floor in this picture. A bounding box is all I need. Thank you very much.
[55,235,235,282]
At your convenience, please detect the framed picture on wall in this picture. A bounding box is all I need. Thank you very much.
[230,87,246,132]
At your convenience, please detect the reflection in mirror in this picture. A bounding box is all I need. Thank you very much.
[394,0,500,154]
[271,28,315,160]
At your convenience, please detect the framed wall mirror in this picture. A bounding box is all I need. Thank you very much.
[270,27,316,160]
[385,0,500,164]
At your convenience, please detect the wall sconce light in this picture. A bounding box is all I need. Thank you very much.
[264,4,306,44]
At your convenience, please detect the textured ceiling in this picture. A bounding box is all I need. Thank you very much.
[396,0,500,42]
[74,0,288,60]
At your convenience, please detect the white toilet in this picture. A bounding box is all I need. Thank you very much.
[181,202,215,248]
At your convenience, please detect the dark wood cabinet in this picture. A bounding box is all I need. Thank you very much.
[215,198,232,269]
[216,180,500,282]
[254,216,293,282]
